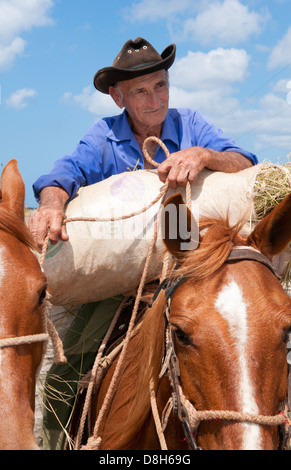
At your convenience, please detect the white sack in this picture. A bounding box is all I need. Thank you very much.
[42,166,263,306]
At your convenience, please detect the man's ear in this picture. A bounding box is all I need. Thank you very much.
[108,85,124,109]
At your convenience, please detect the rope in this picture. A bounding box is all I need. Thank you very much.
[180,388,291,429]
[39,233,66,365]
[74,296,129,450]
[81,196,167,450]
[143,137,192,449]
[149,378,168,450]
[152,392,290,441]
[0,333,49,348]
[79,136,178,450]
[143,136,192,211]
[38,136,191,449]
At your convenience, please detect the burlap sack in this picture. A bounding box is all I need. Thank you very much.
[42,166,262,305]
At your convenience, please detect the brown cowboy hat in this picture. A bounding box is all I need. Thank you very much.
[94,37,176,94]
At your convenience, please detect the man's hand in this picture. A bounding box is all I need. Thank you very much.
[158,147,207,188]
[28,186,70,250]
[157,146,252,188]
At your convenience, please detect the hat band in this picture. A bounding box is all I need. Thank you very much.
[128,60,161,70]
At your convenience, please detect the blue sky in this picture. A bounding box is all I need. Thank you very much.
[0,0,291,207]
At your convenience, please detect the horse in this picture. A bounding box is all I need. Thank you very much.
[86,190,291,451]
[0,160,48,450]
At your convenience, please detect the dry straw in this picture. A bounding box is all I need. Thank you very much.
[252,156,291,287]
[253,160,291,222]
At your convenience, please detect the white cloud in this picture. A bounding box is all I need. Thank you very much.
[60,86,120,116]
[6,88,37,109]
[268,26,291,69]
[125,0,269,46]
[0,0,54,71]
[182,0,268,45]
[168,47,249,119]
[0,37,26,70]
[217,90,291,155]
[170,48,250,90]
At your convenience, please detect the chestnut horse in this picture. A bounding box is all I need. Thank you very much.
[87,190,291,451]
[0,160,47,450]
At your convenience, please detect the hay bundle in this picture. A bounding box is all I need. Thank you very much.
[253,162,291,221]
[253,161,291,288]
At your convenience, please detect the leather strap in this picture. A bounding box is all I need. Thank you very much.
[226,246,281,280]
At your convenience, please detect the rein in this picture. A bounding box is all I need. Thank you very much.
[0,333,49,349]
[151,246,291,450]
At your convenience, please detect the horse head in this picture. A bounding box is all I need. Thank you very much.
[0,160,47,450]
[160,192,291,450]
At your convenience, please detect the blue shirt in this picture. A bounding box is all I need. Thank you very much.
[33,108,258,202]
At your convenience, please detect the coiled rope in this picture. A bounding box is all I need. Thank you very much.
[77,137,178,450]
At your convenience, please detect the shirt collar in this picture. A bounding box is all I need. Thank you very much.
[106,109,179,146]
[106,110,133,142]
[160,110,179,146]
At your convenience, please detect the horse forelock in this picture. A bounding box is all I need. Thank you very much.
[173,214,247,282]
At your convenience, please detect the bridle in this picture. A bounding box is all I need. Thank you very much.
[150,246,291,450]
[0,300,49,350]
[0,296,65,364]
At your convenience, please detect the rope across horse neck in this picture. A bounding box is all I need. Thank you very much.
[0,333,49,348]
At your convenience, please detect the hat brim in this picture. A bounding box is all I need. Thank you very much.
[94,44,176,94]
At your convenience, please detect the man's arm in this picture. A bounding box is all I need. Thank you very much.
[28,186,70,249]
[158,146,253,188]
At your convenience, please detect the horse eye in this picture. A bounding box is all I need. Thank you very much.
[38,288,47,306]
[283,330,291,344]
[174,327,191,346]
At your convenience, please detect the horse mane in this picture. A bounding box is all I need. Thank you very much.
[173,214,246,281]
[112,214,247,449]
[0,206,37,251]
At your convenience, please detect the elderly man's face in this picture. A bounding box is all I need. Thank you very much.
[109,70,169,131]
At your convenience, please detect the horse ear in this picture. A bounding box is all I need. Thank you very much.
[247,193,291,258]
[0,159,25,221]
[161,192,199,258]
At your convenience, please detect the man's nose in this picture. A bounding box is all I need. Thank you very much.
[147,91,161,109]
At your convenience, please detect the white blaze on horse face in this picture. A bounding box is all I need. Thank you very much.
[215,279,262,450]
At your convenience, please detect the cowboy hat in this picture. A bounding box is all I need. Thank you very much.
[94,37,176,94]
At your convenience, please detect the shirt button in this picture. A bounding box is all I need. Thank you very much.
[136,165,141,170]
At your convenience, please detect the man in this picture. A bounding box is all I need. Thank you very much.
[30,37,257,450]
[29,37,257,248]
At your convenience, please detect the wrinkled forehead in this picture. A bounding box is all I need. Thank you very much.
[118,69,169,92]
